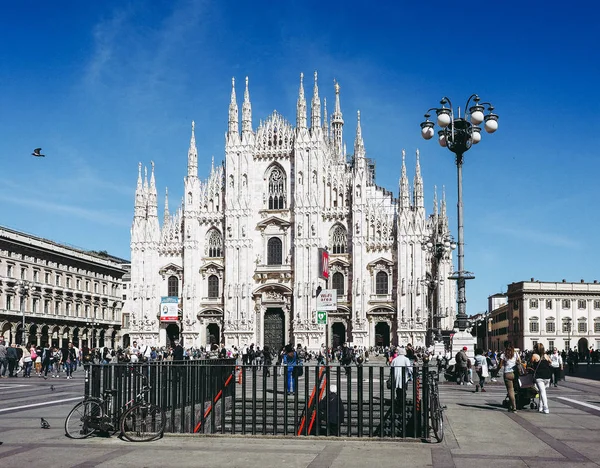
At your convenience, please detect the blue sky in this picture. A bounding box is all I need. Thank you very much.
[1,1,599,314]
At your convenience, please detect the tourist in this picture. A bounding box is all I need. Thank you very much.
[498,342,520,413]
[549,347,563,387]
[531,346,551,414]
[474,348,488,392]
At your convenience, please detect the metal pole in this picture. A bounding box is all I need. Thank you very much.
[21,291,26,345]
[456,153,467,331]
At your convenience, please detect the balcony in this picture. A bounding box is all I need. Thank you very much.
[254,263,292,281]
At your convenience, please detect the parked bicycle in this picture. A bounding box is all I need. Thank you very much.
[427,371,445,442]
[64,369,166,442]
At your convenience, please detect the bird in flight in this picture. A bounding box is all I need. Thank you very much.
[40,417,51,429]
[32,148,45,157]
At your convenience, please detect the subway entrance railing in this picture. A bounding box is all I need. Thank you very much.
[84,361,438,440]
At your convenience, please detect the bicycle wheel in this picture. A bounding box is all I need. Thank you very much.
[120,403,166,442]
[429,389,444,443]
[65,399,103,439]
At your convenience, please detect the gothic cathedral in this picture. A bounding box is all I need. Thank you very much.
[126,72,456,351]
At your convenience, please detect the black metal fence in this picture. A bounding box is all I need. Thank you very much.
[84,362,436,440]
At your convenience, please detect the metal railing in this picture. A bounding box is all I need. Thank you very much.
[84,362,437,440]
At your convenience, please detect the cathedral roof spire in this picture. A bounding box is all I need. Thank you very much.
[147,160,158,219]
[322,97,329,138]
[188,120,198,178]
[441,185,447,220]
[413,149,424,209]
[331,80,344,158]
[164,187,170,226]
[228,77,239,134]
[134,162,145,219]
[296,72,307,129]
[242,76,252,135]
[399,149,410,210]
[433,185,438,216]
[310,70,321,130]
[354,110,365,158]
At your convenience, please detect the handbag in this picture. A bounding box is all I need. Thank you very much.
[292,365,303,377]
[518,373,535,388]
[386,377,392,390]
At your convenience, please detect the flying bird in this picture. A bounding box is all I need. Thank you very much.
[40,418,51,429]
[32,148,45,157]
[50,385,55,391]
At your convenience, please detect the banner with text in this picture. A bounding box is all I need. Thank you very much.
[160,296,179,322]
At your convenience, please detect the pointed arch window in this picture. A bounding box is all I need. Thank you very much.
[267,237,283,265]
[375,271,388,295]
[208,275,219,299]
[168,276,179,297]
[207,230,223,257]
[268,167,287,209]
[330,225,347,254]
[331,272,344,296]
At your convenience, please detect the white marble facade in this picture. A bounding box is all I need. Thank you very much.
[125,73,456,351]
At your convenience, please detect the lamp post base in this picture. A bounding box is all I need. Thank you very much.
[451,330,477,360]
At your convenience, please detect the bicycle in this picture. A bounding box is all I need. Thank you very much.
[427,371,445,443]
[64,369,166,442]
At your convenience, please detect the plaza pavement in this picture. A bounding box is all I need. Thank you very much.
[1,364,600,467]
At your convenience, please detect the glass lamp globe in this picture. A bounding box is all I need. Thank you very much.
[470,109,484,125]
[471,127,482,144]
[485,117,498,133]
[437,111,451,128]
[438,133,447,147]
[421,125,434,140]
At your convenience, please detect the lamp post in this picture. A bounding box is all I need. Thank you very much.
[565,317,572,351]
[421,232,456,344]
[19,281,31,345]
[420,95,499,331]
[86,321,101,348]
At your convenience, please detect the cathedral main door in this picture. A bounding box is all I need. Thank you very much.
[263,308,285,352]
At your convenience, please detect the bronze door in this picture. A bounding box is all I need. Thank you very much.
[264,308,285,352]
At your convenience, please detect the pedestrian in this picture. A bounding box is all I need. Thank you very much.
[530,346,551,414]
[0,340,7,377]
[497,342,520,413]
[474,348,488,392]
[390,347,412,413]
[318,384,345,435]
[282,344,298,394]
[6,344,18,377]
[20,344,33,378]
[263,345,272,377]
[549,347,563,387]
[455,346,469,385]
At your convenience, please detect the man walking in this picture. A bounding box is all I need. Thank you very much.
[550,347,563,387]
[455,346,469,385]
[6,343,18,377]
[0,340,7,377]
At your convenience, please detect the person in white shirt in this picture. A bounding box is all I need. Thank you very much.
[391,347,413,411]
[549,348,563,387]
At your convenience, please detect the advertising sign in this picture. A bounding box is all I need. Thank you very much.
[318,248,329,280]
[160,296,179,322]
[317,311,327,325]
[316,289,337,311]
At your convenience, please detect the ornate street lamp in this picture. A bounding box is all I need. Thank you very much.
[420,95,499,331]
[421,232,456,343]
[19,281,31,345]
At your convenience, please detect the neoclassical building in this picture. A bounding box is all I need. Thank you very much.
[0,226,127,348]
[124,73,456,351]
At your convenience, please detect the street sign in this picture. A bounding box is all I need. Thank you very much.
[317,311,327,325]
[316,289,337,311]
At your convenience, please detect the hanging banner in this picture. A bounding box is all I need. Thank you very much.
[318,248,330,280]
[160,296,179,322]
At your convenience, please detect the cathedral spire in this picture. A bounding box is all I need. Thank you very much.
[441,185,447,220]
[242,76,252,135]
[413,149,424,208]
[146,160,158,219]
[134,162,145,219]
[188,121,198,178]
[354,110,365,158]
[228,77,239,134]
[433,185,438,216]
[310,71,321,130]
[322,97,329,139]
[296,72,307,129]
[164,187,170,226]
[399,149,410,210]
[331,80,344,158]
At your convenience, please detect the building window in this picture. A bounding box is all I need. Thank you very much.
[55,301,60,315]
[21,268,27,280]
[595,322,600,333]
[123,314,130,329]
[267,237,283,265]
[548,340,554,351]
[66,277,71,288]
[167,276,179,297]
[562,299,571,309]
[594,300,600,310]
[45,272,50,283]
[44,300,49,314]
[513,318,520,333]
[532,340,538,348]
[207,230,223,257]
[512,300,519,310]
[208,275,219,298]
[77,279,81,290]
[102,308,107,320]
[103,284,107,294]
[32,298,38,313]
[33,270,39,282]
[94,306,98,319]
[578,321,587,333]
[529,299,538,309]
[546,299,552,309]
[546,321,555,333]
[94,283,98,293]
[562,321,572,333]
[331,272,344,296]
[76,304,81,317]
[330,225,347,254]
[578,300,586,309]
[122,294,127,300]
[6,295,13,310]
[123,284,127,290]
[267,167,286,209]
[7,265,14,277]
[565,340,570,350]
[375,271,388,295]
[66,303,71,316]
[529,321,539,333]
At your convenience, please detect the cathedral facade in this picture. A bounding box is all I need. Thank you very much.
[125,72,456,351]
